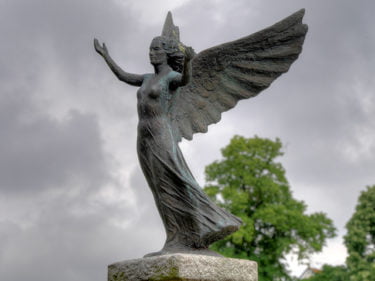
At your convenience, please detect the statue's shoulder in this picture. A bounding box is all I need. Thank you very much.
[168,70,181,80]
[142,73,154,83]
[144,73,153,79]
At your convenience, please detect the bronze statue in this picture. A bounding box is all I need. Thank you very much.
[94,10,308,257]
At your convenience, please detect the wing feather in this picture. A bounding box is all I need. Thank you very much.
[231,61,291,74]
[169,9,308,142]
[215,86,239,108]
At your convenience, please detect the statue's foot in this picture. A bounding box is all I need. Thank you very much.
[143,246,222,258]
[143,250,164,258]
[143,224,240,258]
[202,224,239,246]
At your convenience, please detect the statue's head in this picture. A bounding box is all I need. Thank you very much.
[149,36,184,73]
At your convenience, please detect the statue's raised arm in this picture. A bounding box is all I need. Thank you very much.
[94,38,144,87]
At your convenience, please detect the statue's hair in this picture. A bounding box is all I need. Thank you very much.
[152,36,185,73]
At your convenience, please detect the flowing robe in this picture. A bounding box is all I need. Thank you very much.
[136,71,242,251]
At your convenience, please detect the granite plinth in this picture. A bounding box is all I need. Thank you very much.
[108,254,257,281]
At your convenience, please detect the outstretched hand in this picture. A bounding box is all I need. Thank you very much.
[94,38,108,57]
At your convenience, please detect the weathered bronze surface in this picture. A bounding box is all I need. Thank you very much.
[94,10,308,257]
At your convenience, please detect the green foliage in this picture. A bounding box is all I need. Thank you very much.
[344,185,375,281]
[302,185,375,281]
[302,265,349,281]
[204,135,336,281]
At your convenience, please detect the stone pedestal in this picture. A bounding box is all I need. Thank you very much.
[108,254,257,281]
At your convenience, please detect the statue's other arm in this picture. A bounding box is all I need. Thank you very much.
[180,47,194,86]
[171,47,194,88]
[94,39,143,87]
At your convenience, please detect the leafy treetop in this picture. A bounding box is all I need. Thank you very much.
[204,135,336,281]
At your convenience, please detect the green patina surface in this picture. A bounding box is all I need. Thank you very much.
[110,261,180,281]
[149,265,179,280]
[149,259,180,281]
[110,271,125,281]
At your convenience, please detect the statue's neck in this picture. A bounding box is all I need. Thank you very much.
[153,63,171,75]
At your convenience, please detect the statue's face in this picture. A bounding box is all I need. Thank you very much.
[149,38,168,65]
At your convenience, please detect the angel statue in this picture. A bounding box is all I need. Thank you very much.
[94,9,308,257]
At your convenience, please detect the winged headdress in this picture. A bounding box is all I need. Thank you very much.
[164,10,308,142]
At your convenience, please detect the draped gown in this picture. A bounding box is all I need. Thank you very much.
[136,71,242,252]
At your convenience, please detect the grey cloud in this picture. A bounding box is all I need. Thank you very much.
[0,200,150,281]
[0,91,110,194]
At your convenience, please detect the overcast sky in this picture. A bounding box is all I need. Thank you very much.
[1,0,374,280]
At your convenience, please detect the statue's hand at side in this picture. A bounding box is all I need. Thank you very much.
[94,38,108,58]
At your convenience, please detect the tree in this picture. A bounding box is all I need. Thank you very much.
[303,265,349,281]
[302,186,375,281]
[344,185,375,281]
[204,136,336,281]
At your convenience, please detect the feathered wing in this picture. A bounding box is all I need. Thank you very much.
[169,9,308,142]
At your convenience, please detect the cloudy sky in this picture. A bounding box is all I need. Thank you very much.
[1,0,374,280]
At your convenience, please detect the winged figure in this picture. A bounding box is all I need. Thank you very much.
[94,9,308,257]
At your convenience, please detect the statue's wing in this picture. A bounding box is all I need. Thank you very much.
[169,9,308,142]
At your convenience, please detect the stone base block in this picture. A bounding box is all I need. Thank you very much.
[108,253,257,281]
